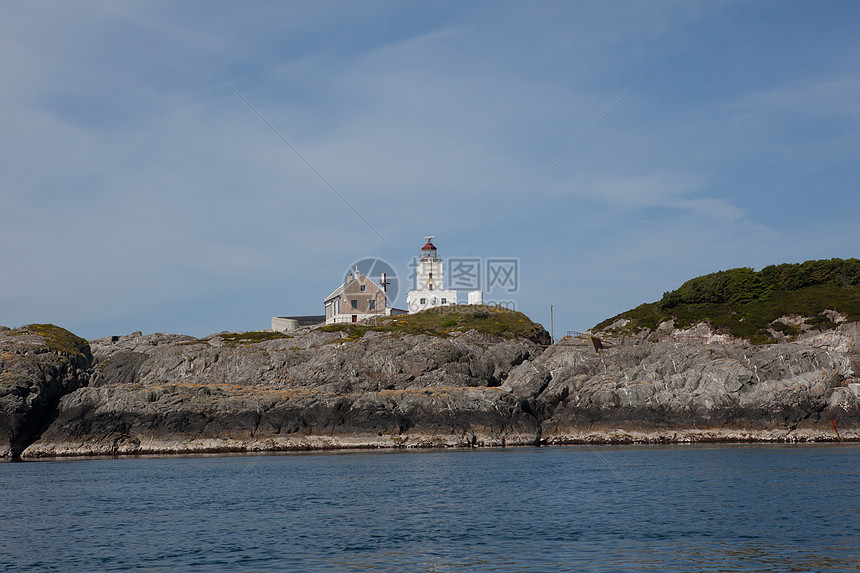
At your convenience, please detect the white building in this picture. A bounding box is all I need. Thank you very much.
[271,315,325,332]
[467,290,483,305]
[406,237,458,313]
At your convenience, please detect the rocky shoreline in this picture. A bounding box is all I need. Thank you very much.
[3,319,859,459]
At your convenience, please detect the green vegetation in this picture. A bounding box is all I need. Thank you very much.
[320,305,550,344]
[657,267,771,308]
[208,331,293,346]
[594,258,860,343]
[17,324,90,356]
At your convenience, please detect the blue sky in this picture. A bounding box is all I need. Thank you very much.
[2,1,859,340]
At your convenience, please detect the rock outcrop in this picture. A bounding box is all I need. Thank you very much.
[24,329,542,457]
[503,323,860,443]
[6,320,860,458]
[0,325,92,457]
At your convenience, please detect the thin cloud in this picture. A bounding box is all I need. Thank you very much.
[557,173,747,222]
[736,77,860,119]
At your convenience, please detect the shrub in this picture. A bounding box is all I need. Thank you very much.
[595,258,860,343]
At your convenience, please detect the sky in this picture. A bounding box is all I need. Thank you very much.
[2,1,859,341]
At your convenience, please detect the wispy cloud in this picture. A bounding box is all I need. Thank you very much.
[736,76,860,119]
[553,172,746,222]
[1,2,858,338]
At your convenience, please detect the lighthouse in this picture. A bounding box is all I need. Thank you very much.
[406,236,458,313]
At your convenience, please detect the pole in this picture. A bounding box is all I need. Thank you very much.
[550,304,554,344]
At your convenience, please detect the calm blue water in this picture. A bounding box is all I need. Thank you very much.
[1,444,858,572]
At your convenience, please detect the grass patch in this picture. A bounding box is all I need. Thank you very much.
[207,331,293,346]
[320,305,550,344]
[17,324,90,356]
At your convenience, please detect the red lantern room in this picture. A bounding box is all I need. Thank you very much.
[421,236,437,259]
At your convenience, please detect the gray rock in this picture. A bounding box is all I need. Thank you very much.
[12,321,860,457]
[506,327,860,443]
[0,325,93,457]
[24,330,543,456]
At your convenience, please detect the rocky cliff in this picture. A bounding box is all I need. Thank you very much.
[5,317,860,459]
[0,325,92,457]
[23,328,543,457]
[505,322,860,443]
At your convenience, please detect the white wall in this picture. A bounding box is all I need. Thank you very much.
[407,289,458,313]
[271,317,299,332]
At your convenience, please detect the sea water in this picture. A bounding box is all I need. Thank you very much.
[1,444,858,572]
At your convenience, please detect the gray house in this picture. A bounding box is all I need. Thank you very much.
[324,270,388,324]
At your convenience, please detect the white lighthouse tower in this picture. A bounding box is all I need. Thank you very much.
[406,236,458,313]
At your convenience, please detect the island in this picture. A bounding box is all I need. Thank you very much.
[2,258,859,459]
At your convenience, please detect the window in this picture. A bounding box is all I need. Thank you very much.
[360,285,366,292]
[369,300,376,310]
[420,298,426,304]
[441,298,447,304]
[351,300,358,310]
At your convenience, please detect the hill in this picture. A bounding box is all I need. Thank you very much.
[320,305,552,345]
[594,258,860,343]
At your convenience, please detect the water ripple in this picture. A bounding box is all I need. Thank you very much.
[1,444,858,572]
